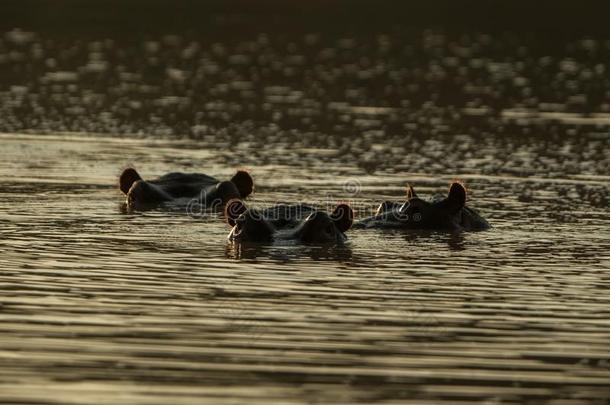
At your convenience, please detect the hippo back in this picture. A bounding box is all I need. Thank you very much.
[151,172,220,198]
[260,204,317,228]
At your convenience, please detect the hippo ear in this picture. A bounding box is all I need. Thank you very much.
[406,183,418,200]
[230,170,254,198]
[331,204,353,233]
[446,182,466,212]
[225,199,247,227]
[119,167,142,194]
[215,181,241,204]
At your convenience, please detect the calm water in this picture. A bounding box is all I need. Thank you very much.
[1,24,610,404]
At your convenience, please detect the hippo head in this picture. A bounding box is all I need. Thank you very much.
[120,168,172,210]
[119,167,142,194]
[382,182,467,229]
[295,204,353,243]
[225,200,274,242]
[225,200,353,243]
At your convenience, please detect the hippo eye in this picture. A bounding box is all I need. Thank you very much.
[410,208,422,222]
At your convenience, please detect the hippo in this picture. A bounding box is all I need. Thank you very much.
[119,167,253,210]
[354,182,490,231]
[224,200,354,243]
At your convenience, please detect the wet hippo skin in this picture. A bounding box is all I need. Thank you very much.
[225,201,354,243]
[119,167,253,210]
[354,182,490,231]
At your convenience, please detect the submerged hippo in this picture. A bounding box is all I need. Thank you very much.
[119,167,253,210]
[225,200,354,243]
[354,182,490,231]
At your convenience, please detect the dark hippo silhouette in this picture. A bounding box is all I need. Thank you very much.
[225,200,354,243]
[354,182,490,231]
[119,167,253,210]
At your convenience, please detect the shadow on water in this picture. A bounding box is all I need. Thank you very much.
[225,240,354,262]
[358,228,470,252]
[402,230,468,251]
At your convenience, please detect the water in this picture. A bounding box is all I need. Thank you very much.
[1,23,610,404]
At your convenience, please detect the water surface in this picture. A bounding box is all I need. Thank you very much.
[1,132,609,404]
